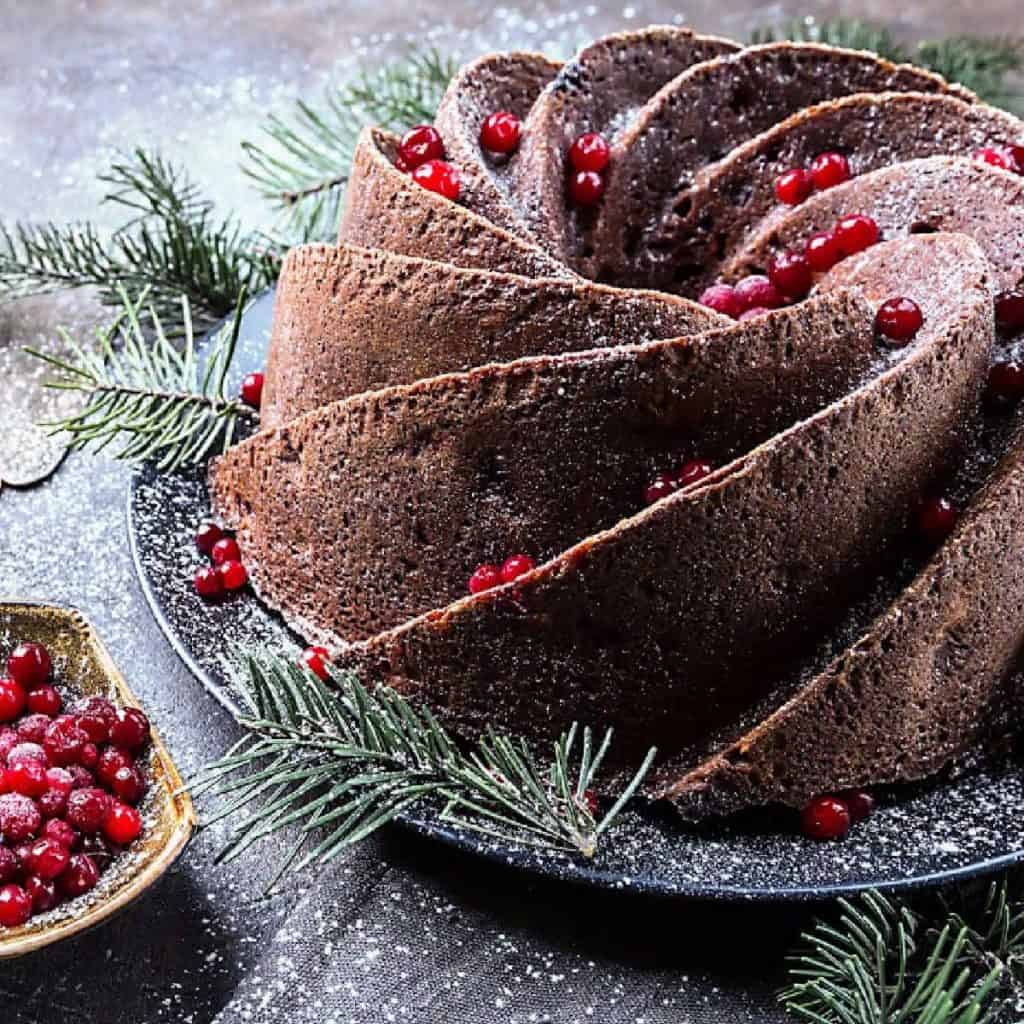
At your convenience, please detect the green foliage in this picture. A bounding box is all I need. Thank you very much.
[190,651,657,889]
[240,49,456,242]
[25,285,255,472]
[0,149,278,332]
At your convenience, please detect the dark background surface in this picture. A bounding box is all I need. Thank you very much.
[1,2,1021,1022]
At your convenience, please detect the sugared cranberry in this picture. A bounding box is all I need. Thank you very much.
[677,460,713,489]
[643,472,678,505]
[987,360,1024,405]
[26,686,61,717]
[109,765,146,806]
[568,169,604,206]
[480,111,521,155]
[195,522,225,556]
[767,250,812,299]
[211,537,242,566]
[809,152,851,190]
[43,716,88,766]
[73,696,115,743]
[468,564,502,595]
[568,132,610,173]
[917,495,958,543]
[7,742,46,767]
[44,767,73,795]
[25,875,58,914]
[840,789,876,823]
[804,230,843,273]
[734,275,784,312]
[500,554,535,584]
[6,642,52,691]
[78,742,98,770]
[104,802,143,845]
[240,372,264,409]
[42,818,78,849]
[68,765,94,790]
[738,307,770,321]
[875,297,923,346]
[7,759,46,798]
[0,884,32,927]
[0,729,17,762]
[194,567,224,601]
[698,283,741,319]
[0,680,26,723]
[801,795,851,840]
[17,713,53,744]
[12,842,33,876]
[59,853,99,898]
[97,747,133,787]
[300,646,332,682]
[218,560,248,592]
[995,290,1024,332]
[412,159,461,201]
[0,793,41,842]
[109,708,150,752]
[775,167,812,205]
[66,787,111,834]
[972,146,1020,173]
[37,788,68,819]
[398,125,445,169]
[0,847,17,884]
[833,214,879,256]
[28,837,70,881]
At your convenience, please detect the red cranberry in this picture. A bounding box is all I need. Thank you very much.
[37,788,68,819]
[28,837,70,880]
[917,495,958,543]
[995,290,1024,331]
[833,214,879,256]
[809,152,851,190]
[194,567,224,601]
[643,472,678,505]
[774,167,812,205]
[398,125,444,169]
[767,250,812,299]
[109,708,150,752]
[195,521,225,556]
[97,747,133,787]
[738,307,770,321]
[211,537,242,566]
[479,111,521,154]
[972,146,1020,172]
[12,842,33,876]
[0,729,17,762]
[0,793,41,842]
[66,788,111,834]
[804,230,843,273]
[568,169,604,206]
[6,642,52,691]
[875,297,924,346]
[801,795,851,840]
[1010,144,1024,171]
[25,875,58,914]
[987,360,1024,405]
[500,554,535,584]
[698,283,741,319]
[0,680,26,723]
[59,853,100,898]
[7,742,46,767]
[677,460,713,489]
[78,742,98,770]
[412,159,461,201]
[468,564,502,595]
[840,789,876,823]
[109,765,146,806]
[44,767,73,795]
[26,686,61,717]
[43,716,88,766]
[218,560,248,592]
[0,884,32,926]
[73,696,115,743]
[7,760,46,798]
[103,803,142,845]
[568,132,610,173]
[734,275,783,312]
[42,818,78,849]
[0,847,17,884]
[240,372,264,409]
[17,713,53,744]
[300,646,332,682]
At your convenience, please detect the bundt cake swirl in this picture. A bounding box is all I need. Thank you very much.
[211,28,1024,818]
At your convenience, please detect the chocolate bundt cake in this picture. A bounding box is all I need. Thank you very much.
[211,27,1024,818]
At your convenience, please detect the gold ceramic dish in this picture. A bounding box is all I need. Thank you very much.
[0,601,195,958]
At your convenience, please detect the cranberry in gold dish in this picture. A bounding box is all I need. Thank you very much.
[199,26,1024,845]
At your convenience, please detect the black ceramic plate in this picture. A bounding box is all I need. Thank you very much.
[128,290,1024,901]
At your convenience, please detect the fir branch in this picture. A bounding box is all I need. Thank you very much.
[240,48,457,242]
[750,17,908,62]
[25,285,256,472]
[190,651,656,887]
[0,148,278,331]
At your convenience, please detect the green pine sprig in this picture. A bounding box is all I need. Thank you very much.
[190,651,657,890]
[25,285,256,472]
[240,48,457,242]
[0,149,279,332]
